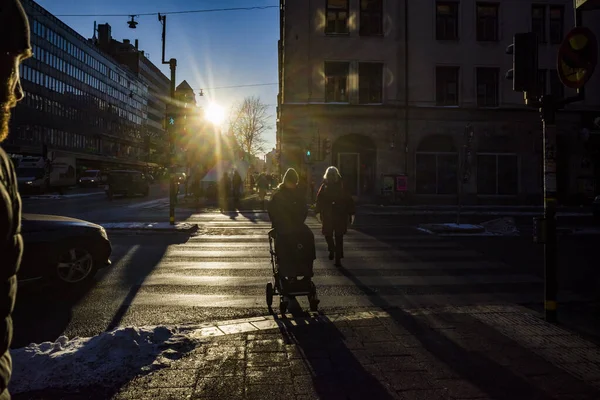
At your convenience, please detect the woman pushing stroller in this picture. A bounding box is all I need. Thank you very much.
[315,166,355,267]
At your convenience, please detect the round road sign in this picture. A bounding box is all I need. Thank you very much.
[557,27,598,89]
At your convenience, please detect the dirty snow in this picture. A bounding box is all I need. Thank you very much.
[10,326,201,394]
[100,222,197,230]
[434,223,481,230]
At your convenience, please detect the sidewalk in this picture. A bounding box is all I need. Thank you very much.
[15,306,600,400]
[356,204,593,217]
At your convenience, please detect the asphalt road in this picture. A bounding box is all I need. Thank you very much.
[12,210,599,349]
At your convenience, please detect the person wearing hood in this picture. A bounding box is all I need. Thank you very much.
[315,166,355,267]
[268,168,316,276]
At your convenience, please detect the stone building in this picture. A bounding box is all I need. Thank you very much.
[277,0,600,204]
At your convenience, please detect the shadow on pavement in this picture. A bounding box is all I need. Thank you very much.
[276,314,395,399]
[105,233,191,332]
[326,227,600,399]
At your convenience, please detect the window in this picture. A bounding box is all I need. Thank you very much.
[360,0,383,36]
[416,135,458,195]
[476,3,499,41]
[476,67,499,107]
[476,154,518,195]
[436,2,459,40]
[550,69,564,99]
[325,0,349,34]
[358,63,383,104]
[532,5,546,43]
[436,66,459,106]
[549,6,564,44]
[324,62,349,102]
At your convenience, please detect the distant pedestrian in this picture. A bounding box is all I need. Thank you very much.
[256,172,269,210]
[315,166,355,267]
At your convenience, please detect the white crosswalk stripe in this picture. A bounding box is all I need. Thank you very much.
[108,214,578,312]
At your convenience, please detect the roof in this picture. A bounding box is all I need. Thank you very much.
[176,80,194,92]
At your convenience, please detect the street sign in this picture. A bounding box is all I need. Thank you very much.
[557,27,598,89]
[575,0,600,10]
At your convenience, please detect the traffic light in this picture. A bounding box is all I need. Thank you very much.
[505,32,539,93]
[304,148,312,164]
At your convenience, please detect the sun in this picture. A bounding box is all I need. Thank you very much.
[205,103,225,125]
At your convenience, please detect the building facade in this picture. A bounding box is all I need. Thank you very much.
[278,0,600,205]
[3,0,153,172]
[94,24,171,165]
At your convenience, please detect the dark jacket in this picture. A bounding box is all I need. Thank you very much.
[315,180,355,236]
[0,147,23,400]
[268,186,307,234]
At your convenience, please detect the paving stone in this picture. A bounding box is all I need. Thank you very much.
[346,317,383,328]
[289,359,312,375]
[385,371,434,391]
[396,388,448,400]
[246,384,295,400]
[193,376,244,399]
[508,356,558,377]
[304,358,334,377]
[251,319,280,330]
[217,322,258,335]
[130,368,196,389]
[293,375,316,395]
[115,387,194,400]
[246,366,292,385]
[364,341,416,357]
[349,349,375,365]
[434,379,489,398]
[192,327,224,338]
[196,359,245,377]
[247,351,288,366]
[246,331,281,340]
[529,374,597,396]
[203,345,245,361]
[372,356,427,372]
[247,338,286,352]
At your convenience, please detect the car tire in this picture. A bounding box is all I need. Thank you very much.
[53,243,99,288]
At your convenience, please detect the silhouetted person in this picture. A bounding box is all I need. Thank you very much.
[232,169,242,205]
[315,166,355,267]
[0,1,33,398]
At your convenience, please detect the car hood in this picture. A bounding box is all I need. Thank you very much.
[17,177,37,182]
[21,214,103,232]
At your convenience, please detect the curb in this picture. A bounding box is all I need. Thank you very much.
[101,223,199,233]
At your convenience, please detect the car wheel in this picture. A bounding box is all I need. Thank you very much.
[55,245,99,287]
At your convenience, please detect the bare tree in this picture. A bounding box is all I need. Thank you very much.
[228,96,270,157]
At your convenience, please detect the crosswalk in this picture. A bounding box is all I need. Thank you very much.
[106,213,582,315]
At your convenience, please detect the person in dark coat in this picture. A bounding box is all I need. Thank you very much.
[268,168,316,277]
[1,1,32,398]
[315,166,355,267]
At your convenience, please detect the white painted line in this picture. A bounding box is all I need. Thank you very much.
[140,273,541,287]
[154,260,510,270]
[127,198,168,209]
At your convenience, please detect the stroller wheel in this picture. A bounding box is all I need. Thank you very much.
[308,282,319,312]
[279,300,288,316]
[266,282,274,308]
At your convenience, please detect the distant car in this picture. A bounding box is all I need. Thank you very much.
[593,195,600,221]
[105,170,150,200]
[18,214,112,288]
[78,169,105,187]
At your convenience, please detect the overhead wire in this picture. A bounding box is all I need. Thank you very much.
[53,5,278,18]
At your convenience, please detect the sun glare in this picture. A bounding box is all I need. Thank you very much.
[205,103,225,125]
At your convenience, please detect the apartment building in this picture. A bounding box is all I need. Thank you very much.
[277,0,600,204]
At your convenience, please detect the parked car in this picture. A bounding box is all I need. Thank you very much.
[18,214,112,288]
[105,170,150,200]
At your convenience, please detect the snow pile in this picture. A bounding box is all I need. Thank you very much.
[10,326,201,394]
[418,223,485,235]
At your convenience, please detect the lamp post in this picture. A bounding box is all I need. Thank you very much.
[158,13,178,225]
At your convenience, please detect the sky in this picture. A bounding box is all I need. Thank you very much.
[38,0,280,156]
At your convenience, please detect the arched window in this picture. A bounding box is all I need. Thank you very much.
[416,135,458,194]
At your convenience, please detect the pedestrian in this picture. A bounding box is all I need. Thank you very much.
[0,1,33,398]
[268,168,316,276]
[232,169,242,205]
[256,172,269,210]
[315,166,355,267]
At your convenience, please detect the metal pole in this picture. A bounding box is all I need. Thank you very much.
[169,58,177,225]
[541,95,558,322]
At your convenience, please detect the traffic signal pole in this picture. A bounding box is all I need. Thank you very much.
[159,13,177,225]
[540,95,558,322]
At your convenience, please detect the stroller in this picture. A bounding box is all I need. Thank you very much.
[266,228,319,315]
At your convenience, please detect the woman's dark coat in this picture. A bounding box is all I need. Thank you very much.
[315,180,355,236]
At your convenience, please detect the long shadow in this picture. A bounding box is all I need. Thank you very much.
[341,225,600,399]
[275,314,396,399]
[104,232,191,332]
